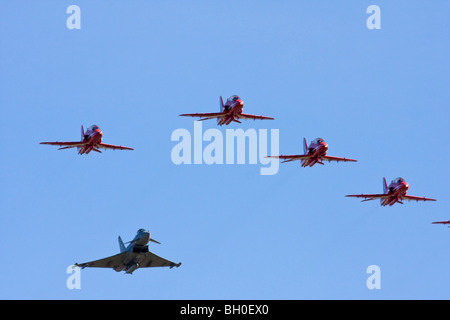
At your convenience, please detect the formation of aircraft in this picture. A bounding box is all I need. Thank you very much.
[75,229,181,274]
[267,137,357,167]
[39,95,441,276]
[179,95,274,126]
[345,177,436,206]
[40,125,134,155]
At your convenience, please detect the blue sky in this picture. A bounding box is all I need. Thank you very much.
[0,1,449,299]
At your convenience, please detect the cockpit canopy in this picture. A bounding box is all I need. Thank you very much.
[88,125,100,131]
[227,95,241,102]
[392,177,405,183]
[312,138,325,144]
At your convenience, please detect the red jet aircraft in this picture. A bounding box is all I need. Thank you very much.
[432,221,450,227]
[40,125,134,155]
[267,137,357,167]
[179,95,274,126]
[346,177,436,206]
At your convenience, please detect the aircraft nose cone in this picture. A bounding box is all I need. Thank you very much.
[135,230,150,245]
[235,101,244,113]
[95,131,103,142]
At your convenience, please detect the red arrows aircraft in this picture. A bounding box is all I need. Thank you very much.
[346,177,436,206]
[267,137,357,167]
[179,95,274,126]
[40,124,134,155]
[432,221,450,227]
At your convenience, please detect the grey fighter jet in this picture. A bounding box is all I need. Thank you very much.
[75,229,182,274]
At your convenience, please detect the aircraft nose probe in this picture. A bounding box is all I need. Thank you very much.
[145,230,161,244]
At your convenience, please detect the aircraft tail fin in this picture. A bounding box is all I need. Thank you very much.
[380,177,389,206]
[78,125,85,152]
[118,236,126,253]
[220,96,224,113]
[218,96,224,124]
[303,138,308,155]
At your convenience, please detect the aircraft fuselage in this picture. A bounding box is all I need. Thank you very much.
[382,181,409,206]
[220,98,244,125]
[302,140,329,167]
[80,127,103,154]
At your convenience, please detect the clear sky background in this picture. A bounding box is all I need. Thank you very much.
[0,1,449,299]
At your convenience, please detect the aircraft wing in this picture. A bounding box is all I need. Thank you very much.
[40,141,87,149]
[345,194,390,201]
[74,251,181,270]
[322,155,357,163]
[236,113,274,121]
[432,221,450,225]
[75,252,126,269]
[402,195,436,202]
[179,112,227,120]
[97,143,134,151]
[139,251,182,269]
[266,154,311,163]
